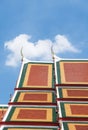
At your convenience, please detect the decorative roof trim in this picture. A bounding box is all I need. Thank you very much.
[0,121,59,127]
[14,88,55,91]
[8,102,57,106]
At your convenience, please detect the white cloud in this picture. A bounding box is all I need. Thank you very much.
[54,35,79,53]
[4,34,80,67]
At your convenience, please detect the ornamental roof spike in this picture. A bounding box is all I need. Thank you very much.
[51,45,55,60]
[51,45,62,62]
[20,47,31,63]
[20,46,24,62]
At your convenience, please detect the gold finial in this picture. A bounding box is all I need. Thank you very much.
[51,45,55,60]
[21,47,24,61]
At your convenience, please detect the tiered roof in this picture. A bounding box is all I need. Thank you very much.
[0,56,88,130]
[1,60,58,129]
[56,60,88,130]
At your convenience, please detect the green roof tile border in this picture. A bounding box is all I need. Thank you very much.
[56,62,61,84]
[0,107,8,109]
[3,127,57,130]
[58,88,63,98]
[18,63,27,88]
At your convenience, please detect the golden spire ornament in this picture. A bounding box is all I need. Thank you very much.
[20,47,24,62]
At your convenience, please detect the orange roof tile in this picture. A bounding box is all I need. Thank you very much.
[19,63,54,88]
[6,106,57,123]
[58,88,88,99]
[59,102,88,120]
[13,91,55,103]
[57,61,88,84]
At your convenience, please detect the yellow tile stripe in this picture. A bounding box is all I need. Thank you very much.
[0,108,7,111]
[23,64,52,88]
[59,62,66,83]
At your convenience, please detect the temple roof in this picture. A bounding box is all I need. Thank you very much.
[0,56,88,130]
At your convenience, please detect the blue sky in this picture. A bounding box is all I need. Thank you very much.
[0,0,88,104]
